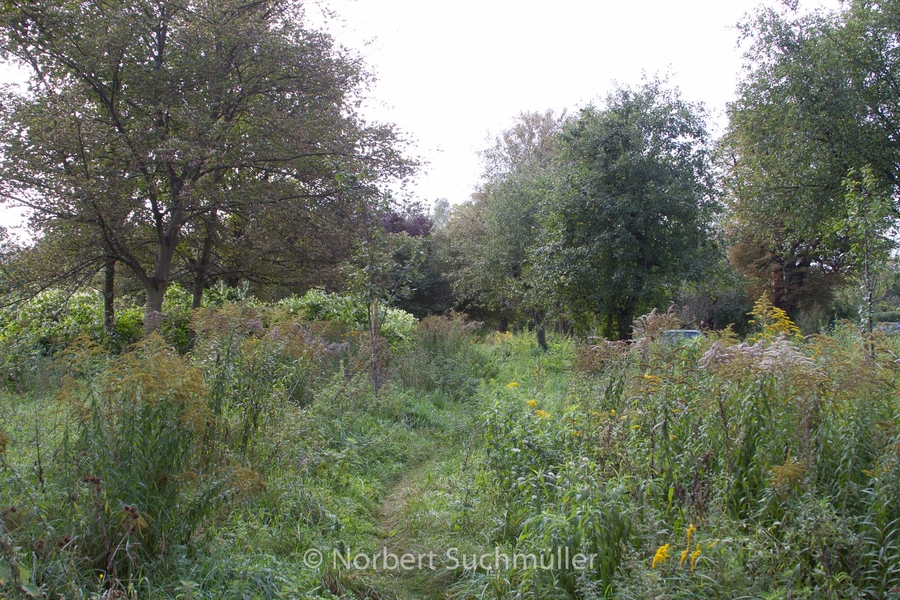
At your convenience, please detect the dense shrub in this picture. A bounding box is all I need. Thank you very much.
[0,335,265,596]
[277,289,417,346]
[394,313,495,401]
[476,309,900,598]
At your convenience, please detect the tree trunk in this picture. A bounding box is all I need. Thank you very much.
[187,213,216,349]
[603,313,616,340]
[616,308,633,341]
[103,256,116,335]
[185,282,204,351]
[533,309,547,351]
[144,283,167,337]
[370,300,381,395]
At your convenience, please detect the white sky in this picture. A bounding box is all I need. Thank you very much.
[309,0,841,209]
[1,0,841,230]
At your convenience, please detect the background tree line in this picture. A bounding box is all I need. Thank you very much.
[441,0,900,340]
[2,0,899,343]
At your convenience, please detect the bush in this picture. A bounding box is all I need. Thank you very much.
[0,335,265,595]
[394,313,494,401]
[277,289,416,345]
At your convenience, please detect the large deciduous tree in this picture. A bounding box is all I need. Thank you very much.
[534,81,715,340]
[722,1,900,315]
[446,110,562,344]
[0,0,411,334]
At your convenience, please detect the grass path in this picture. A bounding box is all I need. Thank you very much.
[357,404,485,599]
[369,455,452,599]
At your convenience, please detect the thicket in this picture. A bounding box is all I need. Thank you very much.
[0,291,466,598]
[3,287,900,599]
[475,307,900,599]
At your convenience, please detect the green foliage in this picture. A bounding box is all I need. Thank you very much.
[0,0,413,330]
[394,313,495,402]
[0,334,267,595]
[472,317,900,598]
[835,167,899,335]
[0,289,143,388]
[446,111,562,326]
[278,288,417,345]
[2,297,900,598]
[534,79,715,339]
[0,283,204,390]
[723,1,900,315]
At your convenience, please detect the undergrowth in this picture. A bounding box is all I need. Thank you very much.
[2,301,899,599]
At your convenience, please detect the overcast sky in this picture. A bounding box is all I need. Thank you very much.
[1,0,841,230]
[309,0,841,209]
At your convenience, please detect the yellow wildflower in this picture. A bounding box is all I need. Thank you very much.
[652,544,671,568]
[610,409,616,417]
[690,546,701,572]
[535,410,551,420]
[679,548,688,569]
[505,381,520,388]
[686,523,696,546]
[526,400,538,407]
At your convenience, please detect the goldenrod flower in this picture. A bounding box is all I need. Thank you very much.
[686,523,696,546]
[610,409,616,416]
[526,400,538,407]
[690,546,701,572]
[505,381,520,388]
[651,543,671,568]
[535,410,551,419]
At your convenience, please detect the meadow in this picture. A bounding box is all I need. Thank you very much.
[1,293,899,599]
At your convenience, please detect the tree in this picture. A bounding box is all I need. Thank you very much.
[381,201,454,318]
[836,167,898,341]
[347,197,426,394]
[0,0,411,334]
[431,198,452,231]
[722,1,900,315]
[534,80,715,340]
[446,110,562,345]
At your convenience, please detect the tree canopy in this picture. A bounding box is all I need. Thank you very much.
[447,111,561,324]
[533,81,716,339]
[0,0,412,332]
[722,1,900,314]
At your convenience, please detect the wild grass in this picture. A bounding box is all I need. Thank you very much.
[2,302,899,599]
[473,315,900,599]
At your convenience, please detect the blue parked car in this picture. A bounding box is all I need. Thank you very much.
[662,329,704,343]
[876,322,900,334]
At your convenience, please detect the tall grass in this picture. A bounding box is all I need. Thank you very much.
[475,313,900,598]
